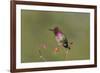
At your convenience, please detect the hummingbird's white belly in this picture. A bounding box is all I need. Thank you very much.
[55,33,64,46]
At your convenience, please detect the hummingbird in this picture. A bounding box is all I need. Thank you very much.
[49,27,71,50]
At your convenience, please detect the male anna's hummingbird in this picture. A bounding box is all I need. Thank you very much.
[49,27,71,50]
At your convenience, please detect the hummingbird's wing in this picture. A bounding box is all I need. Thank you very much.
[62,33,68,42]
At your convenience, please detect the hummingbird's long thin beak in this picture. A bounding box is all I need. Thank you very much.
[49,29,54,31]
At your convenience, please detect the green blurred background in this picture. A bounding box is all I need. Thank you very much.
[21,10,90,63]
